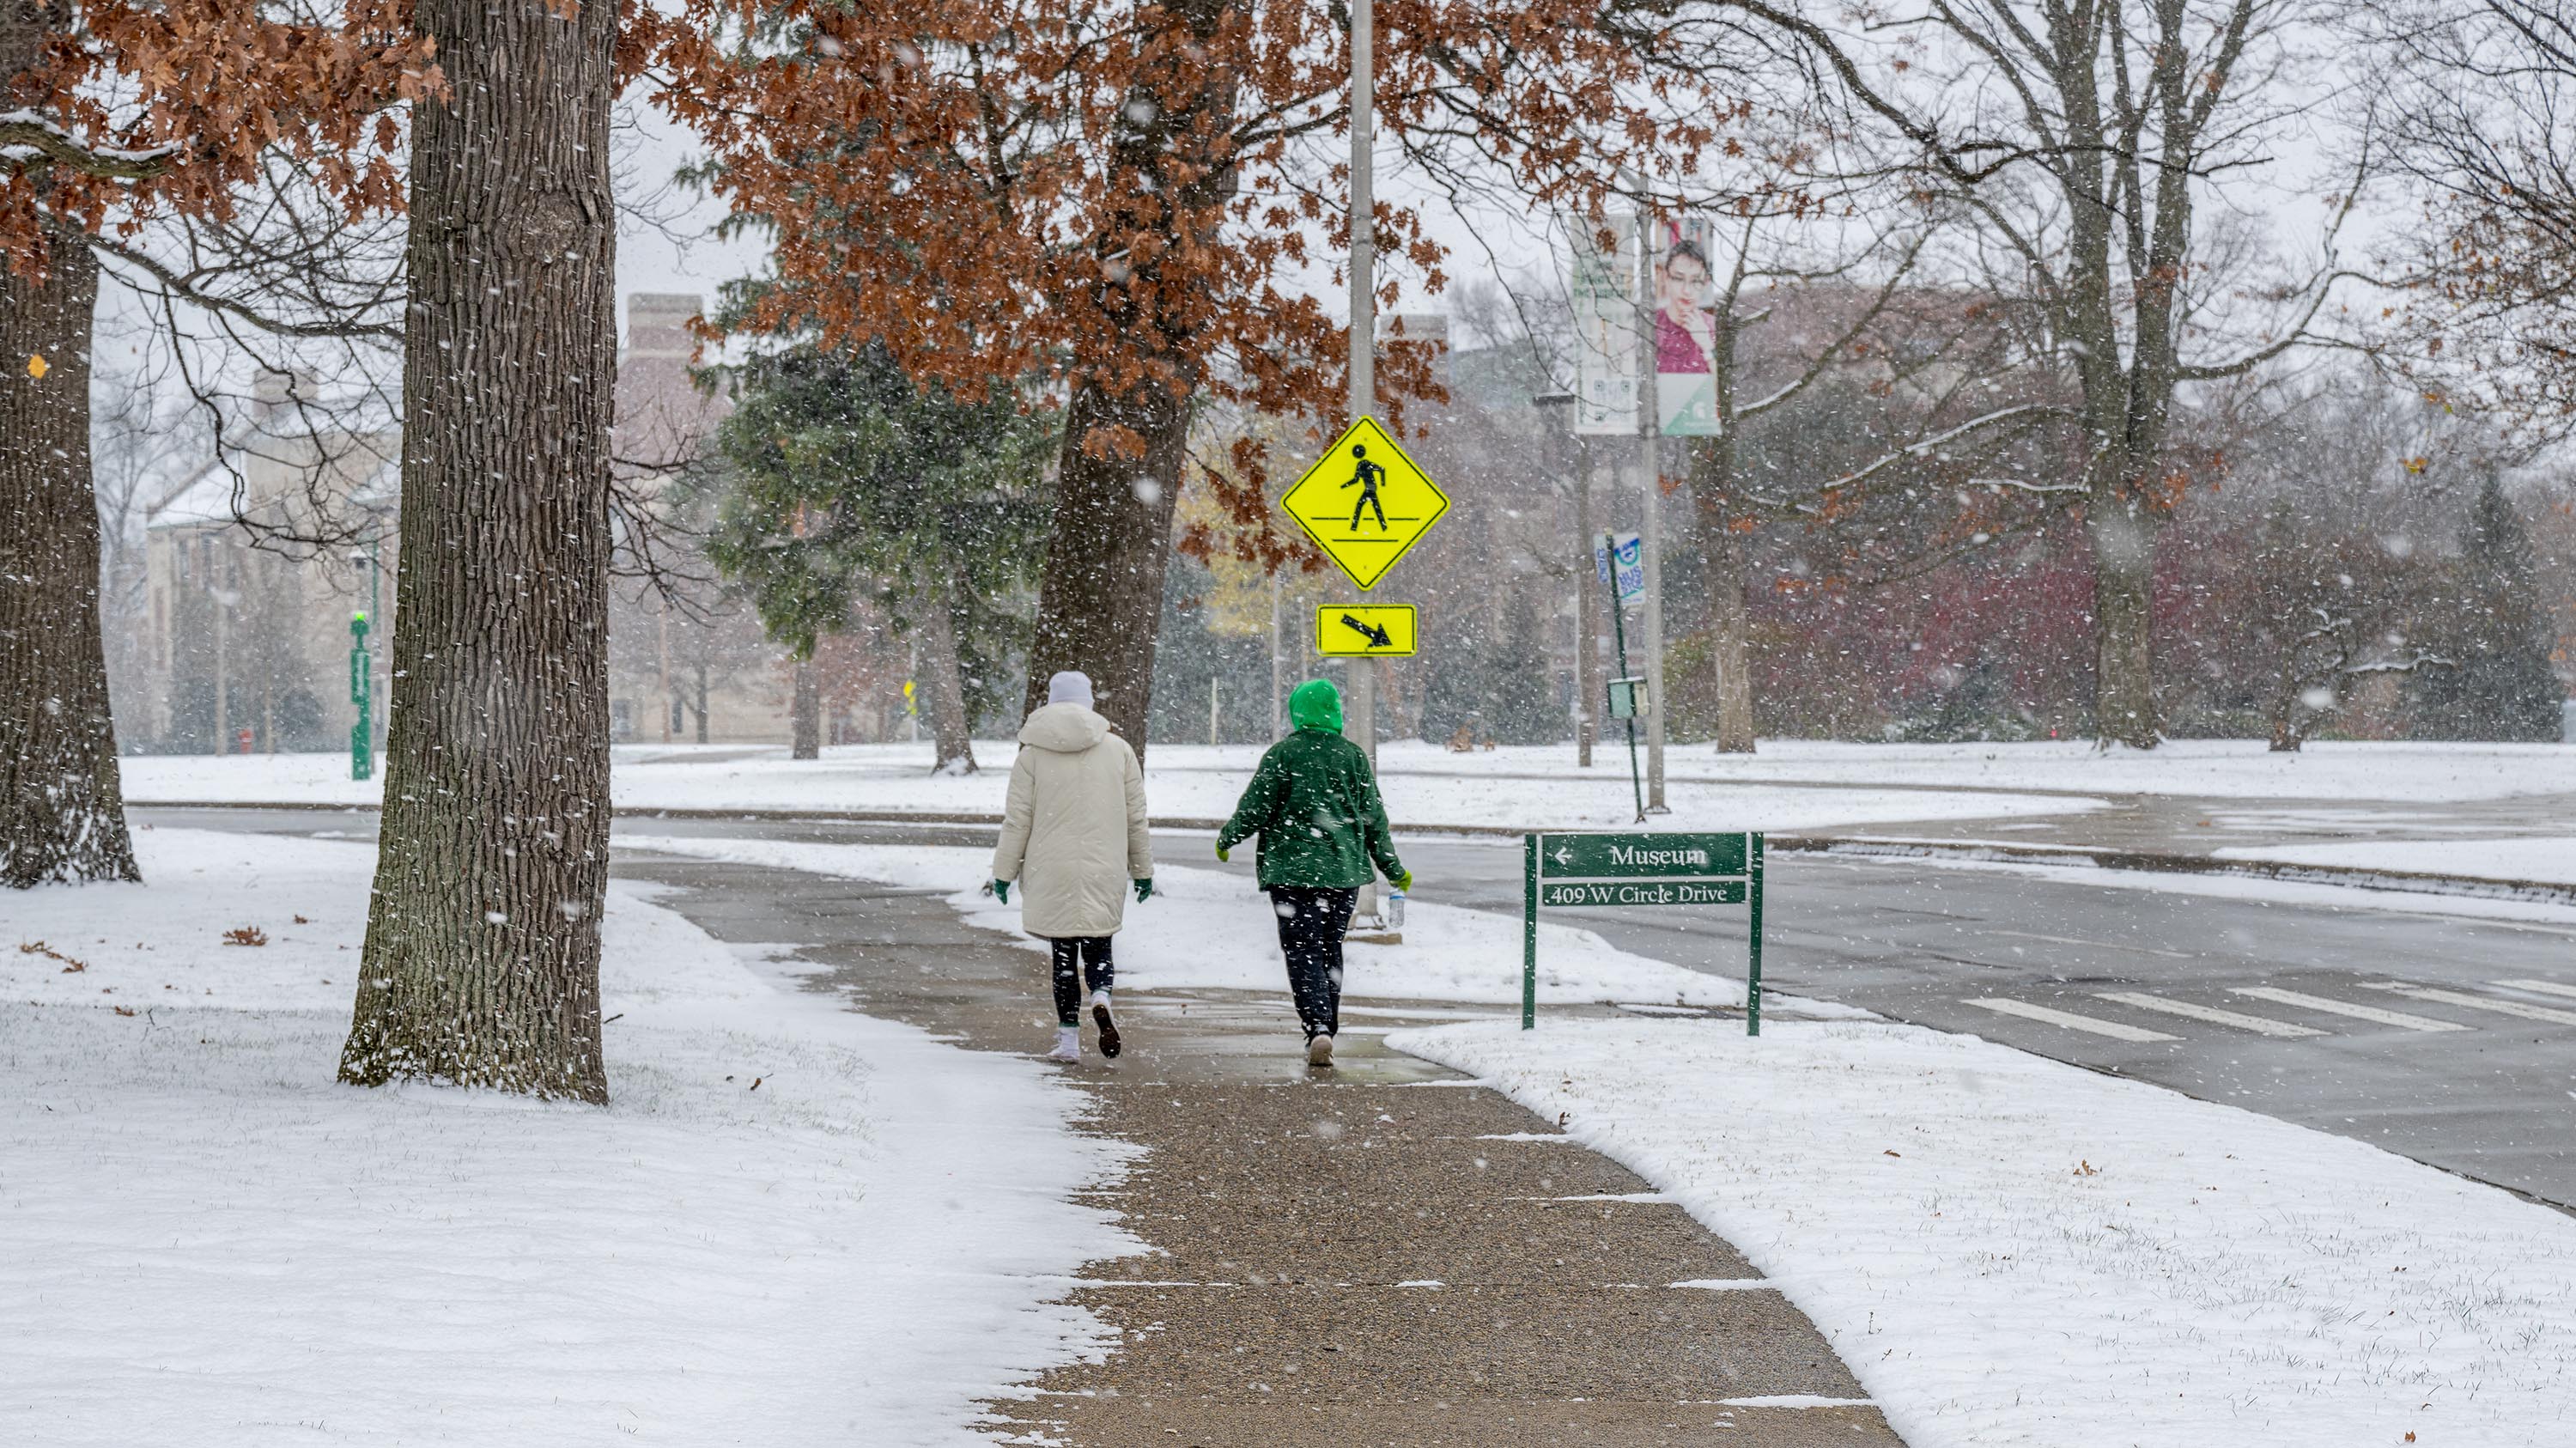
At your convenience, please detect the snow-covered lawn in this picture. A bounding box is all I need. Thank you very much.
[2221,836,2576,886]
[1,830,1137,1445]
[118,742,2100,833]
[1389,1014,2576,1448]
[618,835,1771,1012]
[120,739,2576,841]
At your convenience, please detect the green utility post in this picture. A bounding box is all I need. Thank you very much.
[349,610,373,782]
[1747,831,1765,1036]
[1601,532,1645,824]
[1522,833,1540,1029]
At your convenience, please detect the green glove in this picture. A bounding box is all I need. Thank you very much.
[1394,870,1413,892]
[990,879,1010,904]
[1133,878,1154,903]
[1214,843,1230,862]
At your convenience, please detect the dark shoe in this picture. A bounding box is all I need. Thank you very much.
[1091,989,1121,1060]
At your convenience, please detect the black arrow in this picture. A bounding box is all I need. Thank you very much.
[1339,612,1394,648]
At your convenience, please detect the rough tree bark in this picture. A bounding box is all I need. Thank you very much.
[0,234,137,887]
[915,575,977,775]
[339,0,617,1100]
[790,657,819,758]
[1687,430,1758,754]
[2086,502,2161,749]
[1023,379,1188,751]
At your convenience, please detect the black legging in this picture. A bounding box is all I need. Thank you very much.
[1048,936,1114,1027]
[1268,886,1357,1040]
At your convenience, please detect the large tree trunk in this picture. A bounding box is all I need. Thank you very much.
[2086,502,2160,750]
[915,577,977,775]
[339,0,617,1100]
[1687,436,1757,754]
[1022,378,1188,754]
[790,657,820,758]
[0,239,137,887]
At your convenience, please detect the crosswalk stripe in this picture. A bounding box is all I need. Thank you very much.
[2364,983,2576,1027]
[2231,987,2470,1033]
[2494,978,2576,1003]
[1964,998,2179,1043]
[2095,991,2324,1038]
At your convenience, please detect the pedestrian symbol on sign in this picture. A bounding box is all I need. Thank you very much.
[1344,445,1389,531]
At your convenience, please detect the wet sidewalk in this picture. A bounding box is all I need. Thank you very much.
[618,854,1902,1447]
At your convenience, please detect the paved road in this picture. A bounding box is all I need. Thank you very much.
[1392,833,2576,1212]
[142,806,2576,1210]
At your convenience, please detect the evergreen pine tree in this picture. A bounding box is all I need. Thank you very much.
[1417,607,1497,744]
[1487,593,1561,745]
[2409,473,2565,740]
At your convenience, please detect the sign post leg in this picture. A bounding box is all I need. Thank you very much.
[1522,833,1539,1031]
[1747,832,1765,1037]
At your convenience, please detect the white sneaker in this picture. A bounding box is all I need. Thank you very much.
[1305,1032,1335,1067]
[1046,1026,1080,1063]
[1090,990,1121,1059]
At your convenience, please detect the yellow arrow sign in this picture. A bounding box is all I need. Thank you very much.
[1279,416,1449,592]
[1315,604,1418,657]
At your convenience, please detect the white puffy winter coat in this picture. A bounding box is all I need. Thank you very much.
[990,703,1153,938]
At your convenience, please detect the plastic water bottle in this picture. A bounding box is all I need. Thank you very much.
[1385,886,1406,931]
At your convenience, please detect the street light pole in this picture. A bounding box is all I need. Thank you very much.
[1347,0,1382,926]
[1631,201,1668,812]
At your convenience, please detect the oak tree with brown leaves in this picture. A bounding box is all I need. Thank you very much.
[634,0,1716,751]
[0,0,428,887]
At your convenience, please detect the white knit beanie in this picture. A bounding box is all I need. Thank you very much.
[1047,670,1094,707]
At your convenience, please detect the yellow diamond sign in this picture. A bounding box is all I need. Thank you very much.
[1280,417,1449,592]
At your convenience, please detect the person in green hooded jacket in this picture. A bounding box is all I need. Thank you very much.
[1215,678,1412,1066]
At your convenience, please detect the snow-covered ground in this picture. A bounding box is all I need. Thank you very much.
[117,743,2100,834]
[619,835,1769,1012]
[2,830,1138,1445]
[121,739,2576,841]
[1389,1014,2576,1447]
[2221,836,2576,886]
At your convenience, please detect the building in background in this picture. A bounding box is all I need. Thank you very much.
[124,294,931,756]
[137,372,396,754]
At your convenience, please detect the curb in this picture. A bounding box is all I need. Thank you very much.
[131,799,2576,911]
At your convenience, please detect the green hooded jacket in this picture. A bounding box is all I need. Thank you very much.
[1217,678,1406,890]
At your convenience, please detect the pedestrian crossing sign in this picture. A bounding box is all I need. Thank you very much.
[1279,416,1450,591]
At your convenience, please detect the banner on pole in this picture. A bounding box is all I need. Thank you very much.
[1568,213,1638,436]
[1649,215,1723,437]
[1595,532,1644,610]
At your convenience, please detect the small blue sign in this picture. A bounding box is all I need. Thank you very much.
[1594,532,1644,611]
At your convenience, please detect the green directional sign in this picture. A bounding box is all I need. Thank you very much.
[1522,830,1766,1037]
[1539,831,1749,879]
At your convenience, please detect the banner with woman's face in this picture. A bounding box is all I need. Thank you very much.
[1653,216,1722,436]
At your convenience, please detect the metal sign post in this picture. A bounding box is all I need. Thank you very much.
[1521,830,1766,1034]
[1601,532,1645,822]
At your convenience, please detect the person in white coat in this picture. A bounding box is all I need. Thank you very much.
[990,671,1153,1062]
